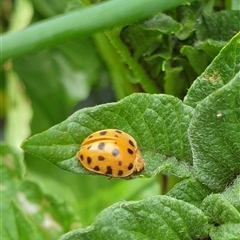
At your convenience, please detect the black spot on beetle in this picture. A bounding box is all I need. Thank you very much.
[112,149,119,156]
[100,131,107,135]
[98,155,105,161]
[87,145,92,150]
[88,135,93,139]
[87,157,92,164]
[80,154,84,160]
[118,170,123,176]
[118,161,122,166]
[98,142,105,150]
[115,130,122,134]
[128,148,134,154]
[129,140,135,147]
[106,166,112,175]
[128,163,133,170]
[94,166,100,171]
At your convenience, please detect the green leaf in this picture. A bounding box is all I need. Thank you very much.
[210,224,240,240]
[176,3,200,40]
[60,195,209,240]
[141,13,182,34]
[194,39,224,59]
[163,60,190,99]
[223,175,240,212]
[2,196,43,240]
[78,177,159,225]
[1,144,45,240]
[13,38,103,133]
[202,194,240,224]
[202,194,240,240]
[188,74,240,191]
[21,93,194,179]
[197,11,240,42]
[1,144,80,239]
[17,180,79,233]
[167,178,212,207]
[120,25,161,60]
[184,32,240,108]
[180,46,210,75]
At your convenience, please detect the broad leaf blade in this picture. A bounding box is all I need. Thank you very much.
[189,74,240,191]
[167,178,212,206]
[184,32,240,107]
[202,194,240,240]
[196,11,240,42]
[13,38,102,134]
[141,13,182,34]
[202,194,240,225]
[223,175,240,212]
[210,224,240,240]
[60,195,209,240]
[21,93,194,178]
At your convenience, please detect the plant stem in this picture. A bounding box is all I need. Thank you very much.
[105,30,160,93]
[94,33,136,99]
[1,0,190,63]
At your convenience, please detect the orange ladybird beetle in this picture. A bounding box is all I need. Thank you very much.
[77,129,145,178]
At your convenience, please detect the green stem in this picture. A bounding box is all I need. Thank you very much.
[94,33,136,99]
[105,30,160,93]
[1,0,190,63]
